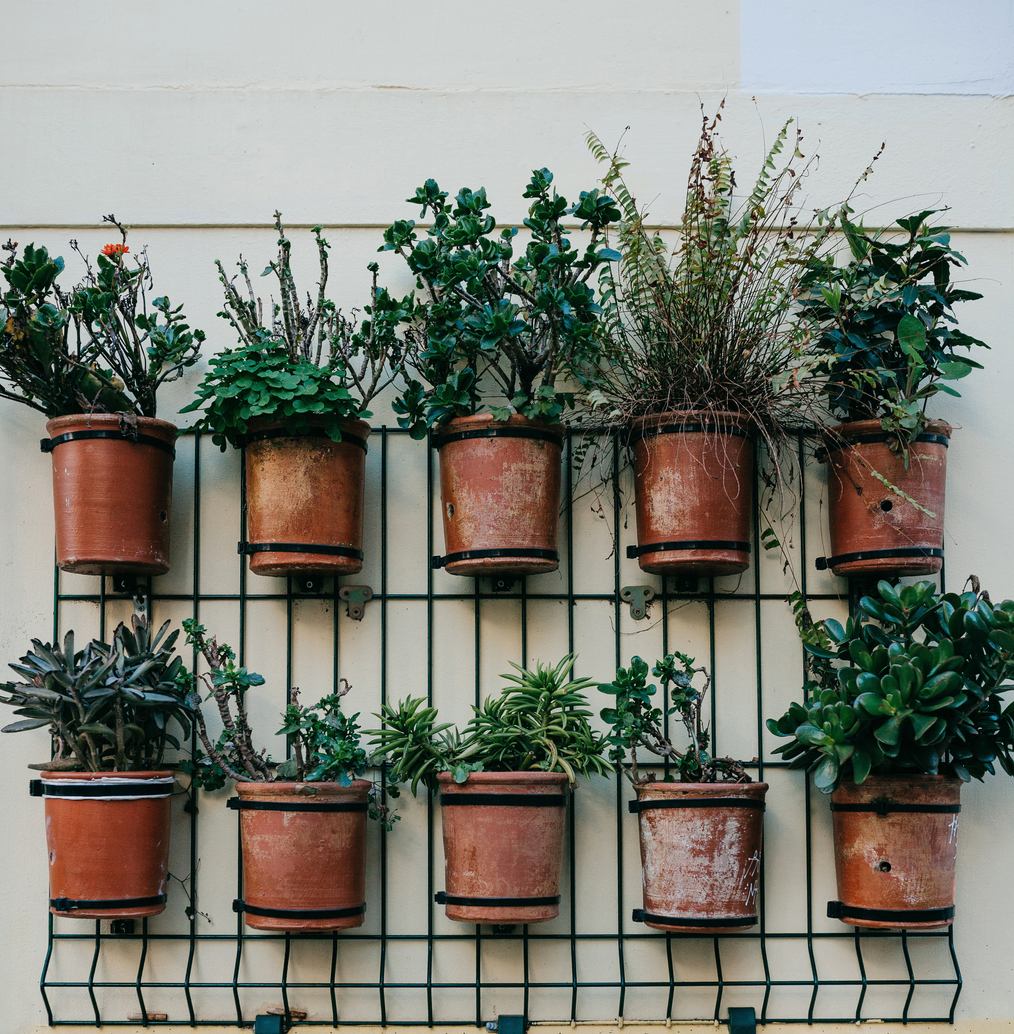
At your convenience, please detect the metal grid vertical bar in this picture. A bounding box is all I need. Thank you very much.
[425,439,435,1027]
[612,432,626,1022]
[379,426,390,1028]
[566,431,579,1025]
[134,917,150,1026]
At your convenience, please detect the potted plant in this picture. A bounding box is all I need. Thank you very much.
[182,620,390,931]
[1,219,204,575]
[370,655,611,924]
[768,579,1014,929]
[798,210,987,578]
[0,603,192,918]
[182,213,410,578]
[583,107,864,577]
[599,653,764,933]
[381,171,620,577]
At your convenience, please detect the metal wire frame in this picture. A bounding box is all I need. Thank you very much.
[39,427,962,1027]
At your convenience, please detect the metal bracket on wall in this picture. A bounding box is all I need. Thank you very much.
[293,574,327,595]
[728,1006,756,1034]
[496,1016,526,1034]
[669,573,699,594]
[339,585,374,620]
[620,584,655,620]
[491,576,518,593]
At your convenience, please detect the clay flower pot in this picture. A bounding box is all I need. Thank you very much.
[229,780,369,931]
[33,770,174,918]
[828,774,961,930]
[819,420,951,578]
[628,411,753,576]
[437,771,568,924]
[629,781,767,933]
[241,417,371,577]
[431,414,563,578]
[45,414,177,576]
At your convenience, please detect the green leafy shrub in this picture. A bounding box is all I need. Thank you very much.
[381,171,620,437]
[768,580,1014,792]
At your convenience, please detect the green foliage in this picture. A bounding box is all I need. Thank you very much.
[382,170,620,437]
[0,602,192,772]
[369,655,611,793]
[183,213,411,449]
[275,683,369,785]
[798,209,986,445]
[599,654,750,784]
[768,580,1014,792]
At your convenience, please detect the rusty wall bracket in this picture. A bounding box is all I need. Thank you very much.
[339,585,374,620]
[620,585,655,621]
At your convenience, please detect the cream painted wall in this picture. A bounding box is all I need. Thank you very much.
[2,3,1013,1032]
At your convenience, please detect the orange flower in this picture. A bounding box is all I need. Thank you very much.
[101,243,129,257]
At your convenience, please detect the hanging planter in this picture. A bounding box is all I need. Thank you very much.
[436,771,568,925]
[239,418,371,577]
[627,412,753,576]
[827,775,960,930]
[431,415,563,578]
[817,420,950,578]
[230,781,370,932]
[630,781,766,933]
[33,770,174,919]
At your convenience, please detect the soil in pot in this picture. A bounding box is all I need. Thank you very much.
[242,418,371,577]
[432,414,563,578]
[233,780,369,931]
[629,412,753,577]
[631,781,767,933]
[829,774,961,930]
[437,770,568,924]
[40,770,174,918]
[822,420,951,578]
[46,414,177,576]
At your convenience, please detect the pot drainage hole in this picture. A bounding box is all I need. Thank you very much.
[878,860,892,873]
[880,499,893,513]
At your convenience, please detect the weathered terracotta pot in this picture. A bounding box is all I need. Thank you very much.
[36,770,174,918]
[630,781,767,933]
[242,418,370,577]
[820,420,951,578]
[232,780,369,931]
[437,770,568,924]
[432,414,563,577]
[629,411,753,576]
[829,774,961,930]
[45,414,176,576]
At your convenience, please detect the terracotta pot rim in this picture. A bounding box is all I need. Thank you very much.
[827,418,952,441]
[235,779,371,796]
[36,769,174,781]
[437,770,569,786]
[630,409,754,433]
[433,413,564,436]
[833,773,963,791]
[634,780,767,795]
[243,415,372,439]
[46,413,178,436]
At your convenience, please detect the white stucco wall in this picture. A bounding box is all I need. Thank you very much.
[2,3,1013,1032]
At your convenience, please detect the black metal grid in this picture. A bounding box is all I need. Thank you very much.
[40,427,962,1027]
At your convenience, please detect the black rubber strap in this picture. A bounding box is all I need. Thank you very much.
[632,908,757,928]
[628,421,751,444]
[431,426,563,449]
[627,540,751,559]
[824,431,950,454]
[432,548,559,569]
[830,801,960,816]
[227,797,367,813]
[41,430,176,458]
[233,899,366,920]
[51,894,166,911]
[440,793,567,807]
[816,547,943,571]
[629,797,765,813]
[238,542,364,560]
[435,892,561,907]
[241,427,368,453]
[827,901,954,924]
[30,778,172,798]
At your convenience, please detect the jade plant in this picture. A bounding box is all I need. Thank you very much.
[599,654,751,784]
[0,602,193,771]
[369,655,611,793]
[797,209,987,448]
[182,212,411,449]
[381,171,621,437]
[768,580,1014,792]
[0,216,204,418]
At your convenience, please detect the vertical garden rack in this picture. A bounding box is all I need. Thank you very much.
[39,427,962,1027]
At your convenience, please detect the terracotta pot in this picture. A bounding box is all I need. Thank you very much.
[821,420,951,578]
[37,770,174,918]
[432,414,563,577]
[829,774,961,930]
[631,781,767,933]
[242,418,371,577]
[629,412,753,576]
[232,780,369,931]
[437,771,568,924]
[45,414,176,576]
